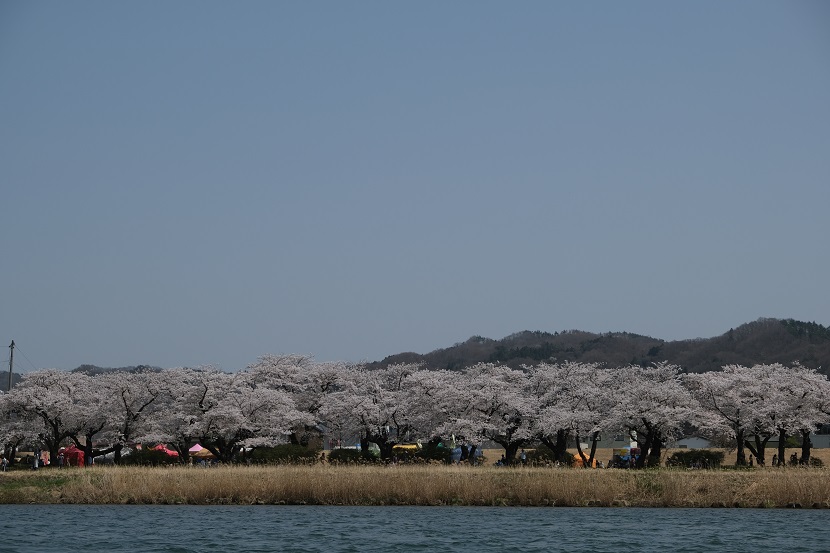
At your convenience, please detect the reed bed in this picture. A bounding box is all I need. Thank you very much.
[2,465,830,508]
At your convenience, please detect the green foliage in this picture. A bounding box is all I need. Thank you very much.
[666,449,724,468]
[0,474,73,503]
[489,342,568,363]
[385,439,456,464]
[248,444,320,465]
[413,439,454,464]
[364,318,830,375]
[121,448,179,466]
[784,435,802,448]
[781,319,830,342]
[525,445,574,466]
[327,448,367,464]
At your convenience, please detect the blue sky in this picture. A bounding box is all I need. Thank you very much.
[2,1,828,372]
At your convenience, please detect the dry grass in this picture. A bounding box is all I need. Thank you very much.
[479,447,830,468]
[2,447,827,507]
[2,462,830,508]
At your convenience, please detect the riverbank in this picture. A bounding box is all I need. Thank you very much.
[2,464,829,507]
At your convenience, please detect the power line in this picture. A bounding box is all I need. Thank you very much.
[14,344,40,371]
[4,342,40,372]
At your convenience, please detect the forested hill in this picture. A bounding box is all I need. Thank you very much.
[367,318,830,375]
[4,318,828,393]
[0,364,163,392]
[71,364,162,376]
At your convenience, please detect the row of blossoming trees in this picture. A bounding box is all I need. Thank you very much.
[2,356,829,468]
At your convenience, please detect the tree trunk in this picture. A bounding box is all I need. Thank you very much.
[573,432,600,468]
[632,422,660,469]
[70,433,97,466]
[495,441,522,465]
[743,434,770,466]
[552,429,570,463]
[3,439,23,467]
[41,417,65,468]
[634,434,652,469]
[777,428,786,467]
[800,429,812,465]
[588,431,600,466]
[467,444,478,465]
[202,437,238,463]
[171,442,191,464]
[574,434,588,467]
[379,440,394,461]
[647,435,663,468]
[359,435,371,460]
[68,431,115,466]
[734,429,746,466]
[539,428,570,464]
[361,430,394,461]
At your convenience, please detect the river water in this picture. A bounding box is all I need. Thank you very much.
[1,505,827,552]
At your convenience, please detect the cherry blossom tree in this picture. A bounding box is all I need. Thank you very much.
[245,354,343,446]
[99,370,165,463]
[399,368,461,444]
[200,375,310,462]
[62,372,120,465]
[5,370,80,463]
[771,364,830,465]
[149,366,310,463]
[684,364,772,466]
[444,363,534,464]
[7,370,139,465]
[530,362,614,466]
[611,363,694,468]
[0,392,38,465]
[3,353,827,472]
[146,366,221,462]
[319,363,423,460]
[732,365,782,466]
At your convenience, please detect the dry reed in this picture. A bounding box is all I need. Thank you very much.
[2,464,830,508]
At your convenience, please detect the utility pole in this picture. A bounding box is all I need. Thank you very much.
[8,340,13,392]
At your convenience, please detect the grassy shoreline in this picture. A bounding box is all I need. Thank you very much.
[2,464,829,508]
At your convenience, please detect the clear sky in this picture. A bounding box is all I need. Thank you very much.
[2,1,828,372]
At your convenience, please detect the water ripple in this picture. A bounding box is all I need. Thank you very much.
[0,506,828,553]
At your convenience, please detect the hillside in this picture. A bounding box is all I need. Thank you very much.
[368,318,830,375]
[71,364,163,376]
[4,318,829,392]
[0,364,163,392]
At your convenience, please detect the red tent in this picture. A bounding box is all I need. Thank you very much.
[151,444,180,457]
[62,445,85,467]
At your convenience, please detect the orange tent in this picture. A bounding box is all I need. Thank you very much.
[573,454,598,468]
[191,448,215,459]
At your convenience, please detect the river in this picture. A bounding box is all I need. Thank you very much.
[1,505,827,552]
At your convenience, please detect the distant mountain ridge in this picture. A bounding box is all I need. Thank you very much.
[3,318,828,393]
[368,318,830,375]
[71,364,163,376]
